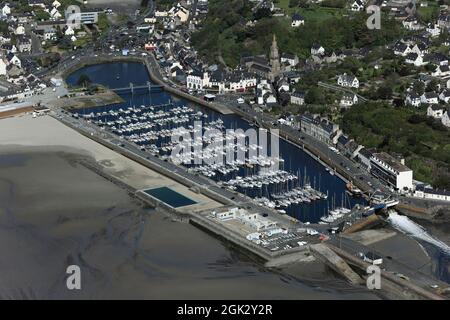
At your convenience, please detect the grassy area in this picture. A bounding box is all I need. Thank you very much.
[277,1,345,21]
[97,13,109,32]
[73,36,91,48]
[416,1,440,23]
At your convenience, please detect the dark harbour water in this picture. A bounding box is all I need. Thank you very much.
[67,62,366,223]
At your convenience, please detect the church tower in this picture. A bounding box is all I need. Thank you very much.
[269,34,281,82]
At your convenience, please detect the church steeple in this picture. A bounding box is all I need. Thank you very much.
[270,34,279,60]
[269,34,280,82]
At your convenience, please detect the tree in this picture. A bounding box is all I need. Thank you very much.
[77,74,92,87]
[376,85,393,99]
[305,87,325,104]
[254,7,271,20]
[289,0,299,8]
[412,81,425,95]
[426,79,439,92]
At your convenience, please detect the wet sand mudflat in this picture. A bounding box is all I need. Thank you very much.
[0,149,379,299]
[0,115,220,213]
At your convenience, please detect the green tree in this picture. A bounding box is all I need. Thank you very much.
[77,74,92,87]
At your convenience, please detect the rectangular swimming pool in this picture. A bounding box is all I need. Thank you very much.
[143,187,197,208]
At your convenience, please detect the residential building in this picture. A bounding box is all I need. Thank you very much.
[414,185,450,202]
[0,56,7,75]
[291,13,304,27]
[1,3,11,16]
[357,147,375,170]
[300,113,339,145]
[370,152,413,191]
[427,105,444,118]
[442,108,450,127]
[16,36,31,52]
[290,91,305,106]
[281,53,299,67]
[405,92,421,107]
[337,73,359,88]
[351,0,365,12]
[420,92,439,104]
[311,44,325,56]
[340,92,358,107]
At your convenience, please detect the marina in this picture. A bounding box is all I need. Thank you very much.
[66,62,366,224]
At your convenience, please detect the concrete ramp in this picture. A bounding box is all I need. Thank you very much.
[310,244,363,285]
[265,251,314,268]
[342,229,396,246]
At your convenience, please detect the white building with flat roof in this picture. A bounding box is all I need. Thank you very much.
[213,207,277,231]
[370,152,413,191]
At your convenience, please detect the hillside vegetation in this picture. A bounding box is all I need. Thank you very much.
[191,0,405,67]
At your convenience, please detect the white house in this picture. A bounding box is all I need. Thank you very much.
[442,109,450,127]
[439,89,450,103]
[311,44,325,56]
[186,70,207,90]
[52,0,61,9]
[393,42,410,56]
[340,93,359,107]
[50,7,62,20]
[290,91,305,105]
[256,79,276,105]
[405,53,424,66]
[44,29,57,40]
[278,80,290,92]
[7,53,21,68]
[337,73,359,88]
[432,65,450,77]
[414,185,450,202]
[0,57,7,75]
[427,105,444,118]
[403,16,422,30]
[291,13,304,27]
[426,23,441,37]
[370,152,413,191]
[65,26,75,36]
[15,25,26,35]
[351,0,365,11]
[412,43,429,56]
[281,53,299,67]
[421,92,439,104]
[1,3,11,16]
[227,76,257,92]
[405,93,421,107]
